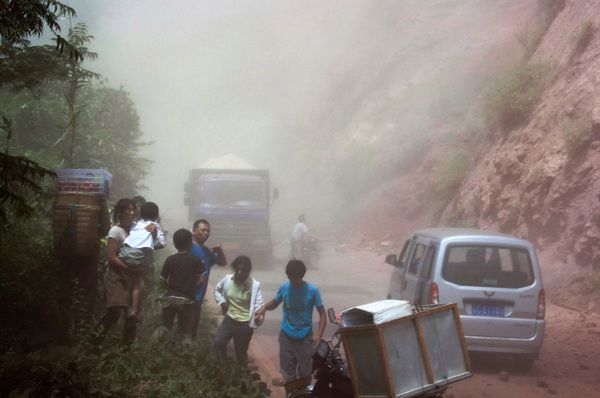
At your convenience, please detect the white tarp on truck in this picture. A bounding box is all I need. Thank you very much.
[200,154,256,170]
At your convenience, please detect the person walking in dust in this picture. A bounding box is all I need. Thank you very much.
[256,259,327,385]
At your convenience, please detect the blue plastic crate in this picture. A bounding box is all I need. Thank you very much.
[55,168,112,197]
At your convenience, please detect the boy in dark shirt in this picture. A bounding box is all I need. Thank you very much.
[154,228,205,345]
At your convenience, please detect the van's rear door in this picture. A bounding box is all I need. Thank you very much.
[441,245,539,339]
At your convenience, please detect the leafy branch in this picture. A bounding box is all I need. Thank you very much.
[0,151,54,221]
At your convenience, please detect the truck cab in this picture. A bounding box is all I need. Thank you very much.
[184,168,274,263]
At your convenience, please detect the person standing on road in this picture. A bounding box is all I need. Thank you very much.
[256,259,327,385]
[213,255,264,365]
[190,218,227,339]
[290,214,308,261]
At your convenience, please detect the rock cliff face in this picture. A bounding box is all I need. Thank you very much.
[443,1,600,275]
[348,2,600,302]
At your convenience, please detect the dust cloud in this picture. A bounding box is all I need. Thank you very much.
[68,0,531,238]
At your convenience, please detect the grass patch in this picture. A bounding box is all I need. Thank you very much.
[516,0,565,58]
[436,153,470,196]
[570,20,595,61]
[1,340,269,397]
[484,61,555,132]
[538,0,566,26]
[428,153,470,220]
[446,206,476,228]
[581,273,600,294]
[563,117,593,156]
[516,23,547,59]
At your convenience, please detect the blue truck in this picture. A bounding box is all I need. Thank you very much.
[184,166,277,262]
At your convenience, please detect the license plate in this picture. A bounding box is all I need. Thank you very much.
[472,303,504,317]
[222,242,239,250]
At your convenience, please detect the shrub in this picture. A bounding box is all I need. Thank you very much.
[516,23,547,59]
[580,273,600,294]
[0,214,269,397]
[436,152,470,197]
[563,117,593,155]
[428,153,470,220]
[1,341,270,397]
[538,0,565,25]
[517,0,565,58]
[570,20,595,61]
[446,206,476,228]
[484,61,555,132]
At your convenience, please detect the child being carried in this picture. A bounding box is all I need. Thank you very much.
[119,201,166,320]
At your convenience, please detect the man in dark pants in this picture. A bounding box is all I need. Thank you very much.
[153,228,204,346]
[190,219,226,339]
[256,260,327,385]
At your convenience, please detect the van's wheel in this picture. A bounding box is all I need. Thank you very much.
[512,354,536,371]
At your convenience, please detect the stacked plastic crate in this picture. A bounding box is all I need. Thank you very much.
[52,169,112,257]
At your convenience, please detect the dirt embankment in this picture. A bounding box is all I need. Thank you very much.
[350,1,600,310]
[445,0,600,307]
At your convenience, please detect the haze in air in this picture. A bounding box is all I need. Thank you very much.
[71,0,529,236]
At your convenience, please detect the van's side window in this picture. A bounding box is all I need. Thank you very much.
[397,239,412,268]
[421,245,437,279]
[408,243,426,274]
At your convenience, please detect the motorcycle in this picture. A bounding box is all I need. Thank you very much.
[285,308,353,398]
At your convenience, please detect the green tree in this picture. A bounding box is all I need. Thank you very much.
[0,0,79,58]
[0,0,77,221]
[51,23,102,166]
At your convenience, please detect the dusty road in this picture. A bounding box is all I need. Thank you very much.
[209,239,600,398]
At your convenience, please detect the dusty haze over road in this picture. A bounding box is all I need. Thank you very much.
[69,0,532,234]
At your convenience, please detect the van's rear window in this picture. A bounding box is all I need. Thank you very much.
[442,245,534,288]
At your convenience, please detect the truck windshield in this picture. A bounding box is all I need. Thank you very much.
[197,180,266,208]
[442,245,534,288]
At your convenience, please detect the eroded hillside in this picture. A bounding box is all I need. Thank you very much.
[350,0,600,309]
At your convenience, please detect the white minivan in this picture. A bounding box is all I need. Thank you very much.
[386,228,545,369]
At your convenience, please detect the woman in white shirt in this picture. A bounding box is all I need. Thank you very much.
[213,256,264,365]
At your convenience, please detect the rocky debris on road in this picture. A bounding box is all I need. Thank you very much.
[498,371,510,382]
[536,378,549,388]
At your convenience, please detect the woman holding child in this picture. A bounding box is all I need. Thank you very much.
[93,198,140,346]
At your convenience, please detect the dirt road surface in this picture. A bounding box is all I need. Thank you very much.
[209,239,600,398]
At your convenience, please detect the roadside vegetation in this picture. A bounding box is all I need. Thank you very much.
[0,2,269,396]
[484,61,555,133]
[569,20,595,62]
[516,0,565,58]
[429,152,470,220]
[562,117,593,156]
